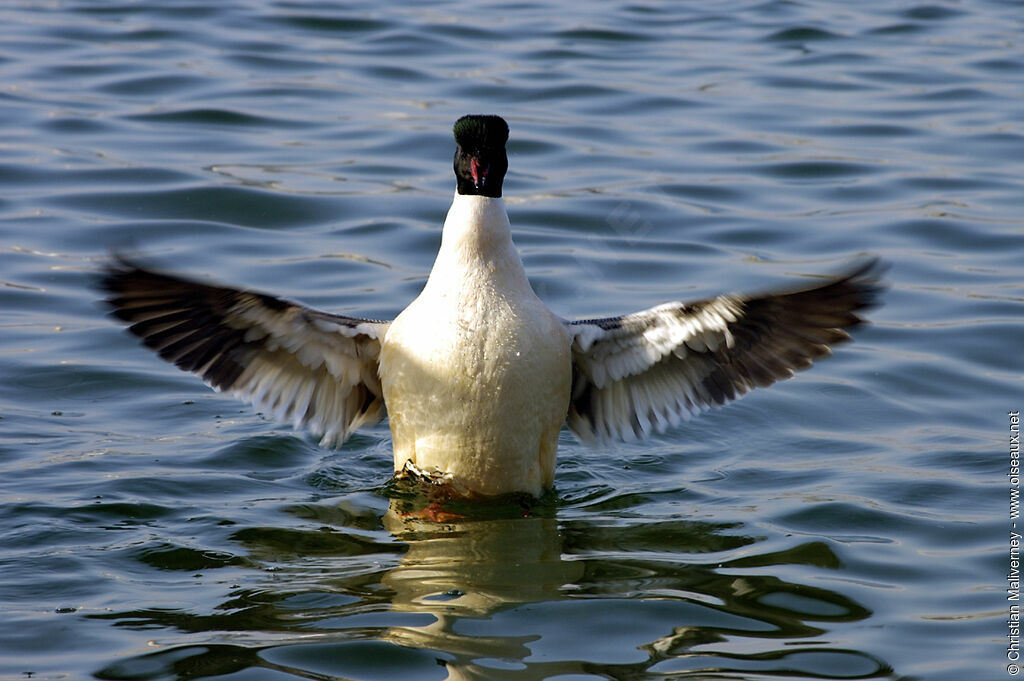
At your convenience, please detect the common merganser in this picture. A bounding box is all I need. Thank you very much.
[102,114,882,498]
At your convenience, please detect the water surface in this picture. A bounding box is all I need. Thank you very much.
[1,1,1021,680]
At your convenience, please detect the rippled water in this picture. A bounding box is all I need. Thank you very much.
[1,1,1021,679]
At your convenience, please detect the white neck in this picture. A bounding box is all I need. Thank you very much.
[424,193,532,294]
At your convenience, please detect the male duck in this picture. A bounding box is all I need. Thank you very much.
[102,114,882,498]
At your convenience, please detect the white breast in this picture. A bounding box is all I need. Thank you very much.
[379,193,571,497]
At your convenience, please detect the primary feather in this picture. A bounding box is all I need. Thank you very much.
[101,259,388,447]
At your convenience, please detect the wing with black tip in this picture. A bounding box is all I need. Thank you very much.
[101,260,390,446]
[565,259,884,442]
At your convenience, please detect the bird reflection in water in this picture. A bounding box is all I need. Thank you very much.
[380,485,583,679]
[89,481,888,681]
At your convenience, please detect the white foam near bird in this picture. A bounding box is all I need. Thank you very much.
[102,114,883,498]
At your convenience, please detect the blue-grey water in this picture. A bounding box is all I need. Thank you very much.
[1,1,1021,679]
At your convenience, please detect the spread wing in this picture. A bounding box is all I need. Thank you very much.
[101,259,390,447]
[565,259,884,442]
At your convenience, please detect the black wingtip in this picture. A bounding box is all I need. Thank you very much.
[97,251,153,295]
[830,255,889,313]
[764,256,888,317]
[839,255,889,285]
[97,252,142,321]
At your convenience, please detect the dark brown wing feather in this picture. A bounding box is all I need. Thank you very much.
[566,259,885,442]
[101,258,390,446]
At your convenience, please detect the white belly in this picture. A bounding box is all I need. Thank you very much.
[379,287,571,497]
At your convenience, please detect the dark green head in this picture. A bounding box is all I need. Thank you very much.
[453,114,509,198]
